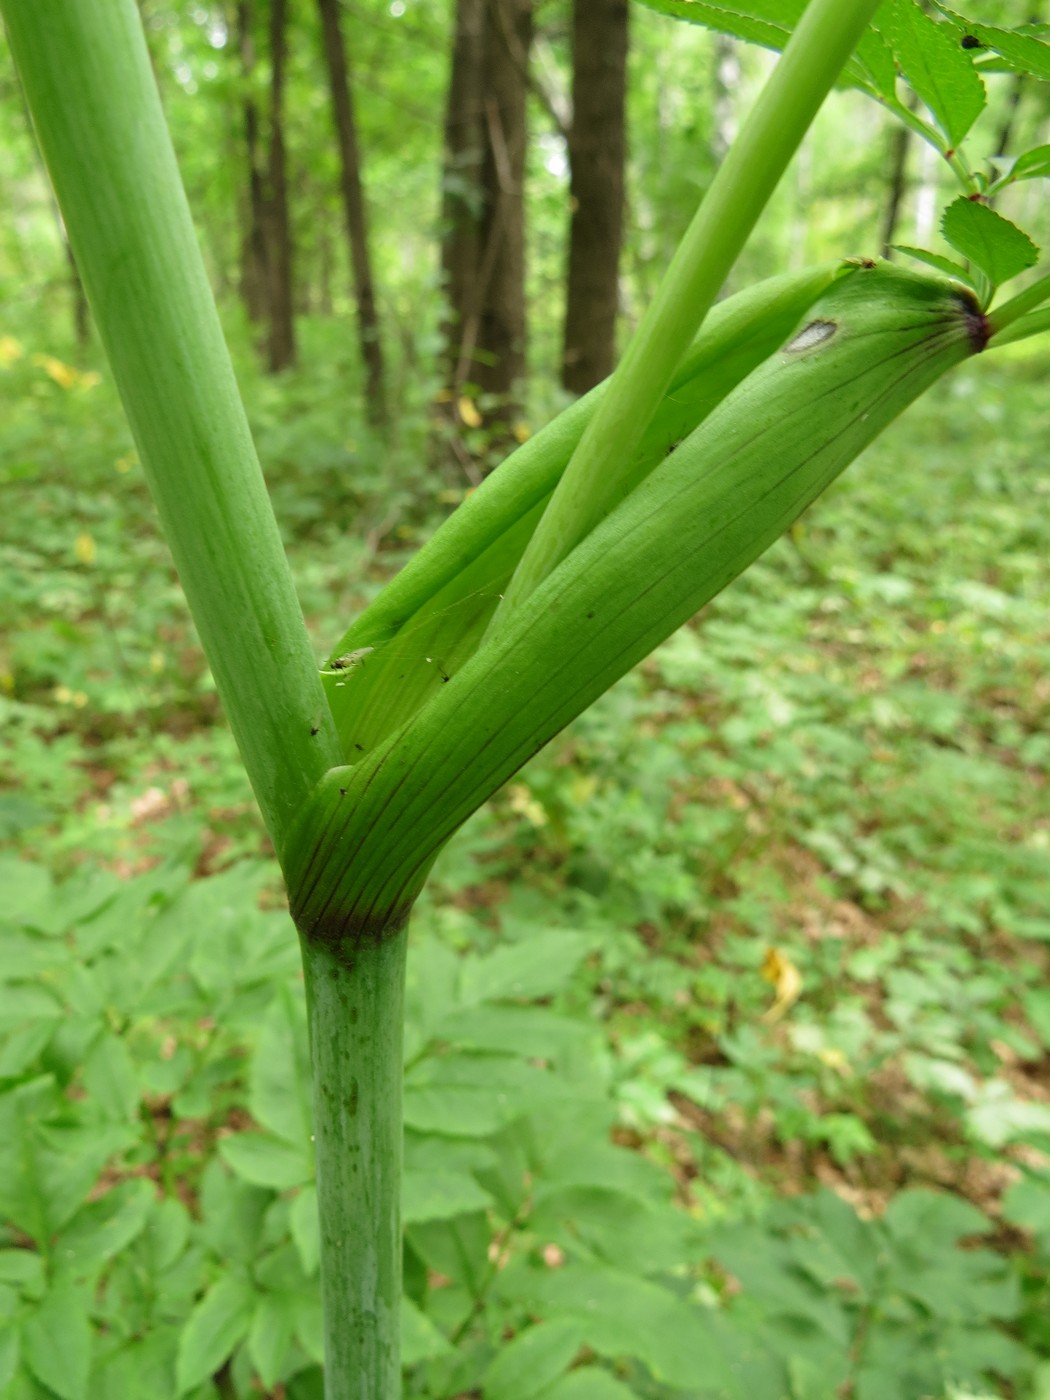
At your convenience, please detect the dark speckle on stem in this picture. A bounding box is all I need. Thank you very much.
[347,1079,359,1117]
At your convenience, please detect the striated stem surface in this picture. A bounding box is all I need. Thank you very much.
[300,927,408,1400]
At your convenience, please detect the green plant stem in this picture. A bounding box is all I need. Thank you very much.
[987,269,1050,334]
[886,98,976,193]
[986,304,1050,347]
[486,0,880,638]
[301,930,408,1400]
[1,0,342,849]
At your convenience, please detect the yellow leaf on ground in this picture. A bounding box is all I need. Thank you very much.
[507,783,548,827]
[74,533,96,566]
[0,335,23,367]
[458,396,482,428]
[32,353,79,389]
[760,946,803,1022]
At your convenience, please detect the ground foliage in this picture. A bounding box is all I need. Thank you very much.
[2,321,1050,1399]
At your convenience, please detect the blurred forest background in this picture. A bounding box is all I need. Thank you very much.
[3,3,1050,1399]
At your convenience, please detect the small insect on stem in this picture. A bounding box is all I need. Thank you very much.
[327,646,375,672]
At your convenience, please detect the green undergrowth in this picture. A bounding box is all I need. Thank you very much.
[2,328,1050,1398]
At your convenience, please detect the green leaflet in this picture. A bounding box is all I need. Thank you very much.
[287,263,988,949]
[320,264,840,759]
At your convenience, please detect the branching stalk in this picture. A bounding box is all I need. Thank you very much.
[987,269,1050,335]
[487,0,882,635]
[987,304,1050,347]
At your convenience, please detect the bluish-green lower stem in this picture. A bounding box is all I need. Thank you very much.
[300,928,408,1400]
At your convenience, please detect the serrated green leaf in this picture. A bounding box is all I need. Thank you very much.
[198,1161,271,1266]
[503,1263,731,1390]
[1001,1176,1050,1239]
[82,1031,140,1121]
[483,1318,586,1400]
[435,1003,591,1060]
[1013,144,1050,180]
[0,1081,133,1245]
[290,1185,320,1277]
[55,1179,154,1276]
[530,1184,700,1274]
[459,931,593,1004]
[293,1291,325,1365]
[625,0,890,96]
[0,859,59,935]
[407,1211,491,1297]
[889,0,985,146]
[248,1294,295,1390]
[175,1274,255,1394]
[403,1084,513,1136]
[0,1250,45,1292]
[402,1170,494,1224]
[930,4,1050,81]
[400,1297,453,1366]
[544,1369,641,1400]
[218,1131,312,1189]
[142,1196,192,1274]
[0,1323,20,1393]
[248,988,312,1148]
[23,1273,92,1400]
[891,245,975,287]
[883,1187,989,1245]
[942,198,1039,288]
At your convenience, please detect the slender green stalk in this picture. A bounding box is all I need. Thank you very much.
[1,0,342,848]
[301,929,408,1400]
[486,0,881,636]
[987,269,1050,335]
[987,304,1050,347]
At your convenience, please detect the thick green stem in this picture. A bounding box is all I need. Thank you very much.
[487,0,881,635]
[301,930,408,1400]
[1,0,342,849]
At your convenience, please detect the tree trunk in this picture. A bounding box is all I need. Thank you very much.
[710,32,740,164]
[440,0,486,387]
[235,0,269,325]
[473,0,533,420]
[562,0,628,394]
[316,0,387,425]
[266,0,296,370]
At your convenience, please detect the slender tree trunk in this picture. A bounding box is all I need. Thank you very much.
[711,33,740,164]
[562,0,628,394]
[266,0,296,370]
[472,0,533,419]
[994,72,1026,162]
[440,0,486,388]
[236,0,270,325]
[880,119,910,257]
[316,0,387,424]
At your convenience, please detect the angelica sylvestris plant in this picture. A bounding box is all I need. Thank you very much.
[4,0,1049,1395]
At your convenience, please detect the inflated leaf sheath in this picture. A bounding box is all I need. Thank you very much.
[287,264,987,953]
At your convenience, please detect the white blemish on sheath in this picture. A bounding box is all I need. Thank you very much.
[784,319,838,353]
